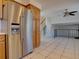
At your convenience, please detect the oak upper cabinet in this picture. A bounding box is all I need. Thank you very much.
[0,34,6,59]
[0,0,2,19]
[12,3,22,23]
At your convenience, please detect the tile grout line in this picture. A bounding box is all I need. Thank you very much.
[38,38,61,55]
[23,38,79,59]
[60,39,69,59]
[45,38,66,59]
[44,38,62,58]
[29,39,57,59]
[74,39,76,59]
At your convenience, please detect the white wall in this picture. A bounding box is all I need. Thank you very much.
[0,20,8,33]
[30,0,41,9]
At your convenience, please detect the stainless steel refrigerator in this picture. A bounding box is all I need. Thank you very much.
[7,1,33,59]
[21,9,33,56]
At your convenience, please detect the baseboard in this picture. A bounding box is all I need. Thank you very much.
[74,37,79,39]
[19,51,33,59]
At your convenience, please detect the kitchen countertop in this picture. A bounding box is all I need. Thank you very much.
[0,33,6,35]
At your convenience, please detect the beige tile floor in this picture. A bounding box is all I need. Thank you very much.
[23,37,79,59]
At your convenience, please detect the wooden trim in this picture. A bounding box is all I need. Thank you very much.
[1,5,5,20]
[26,4,40,11]
[5,0,40,10]
[0,0,4,20]
[5,35,9,59]
[20,18,23,57]
[5,35,6,59]
[10,0,27,8]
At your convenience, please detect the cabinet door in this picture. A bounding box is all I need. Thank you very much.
[0,0,2,19]
[0,42,5,59]
[0,5,2,19]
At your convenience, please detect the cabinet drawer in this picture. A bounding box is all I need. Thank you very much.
[0,35,5,39]
[0,42,5,45]
[0,42,5,59]
[0,35,5,42]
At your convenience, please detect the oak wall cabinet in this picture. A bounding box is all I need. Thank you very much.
[0,0,2,19]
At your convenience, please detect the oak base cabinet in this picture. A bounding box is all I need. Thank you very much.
[0,35,6,59]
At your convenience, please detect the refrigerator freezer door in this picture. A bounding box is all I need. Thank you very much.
[21,9,33,56]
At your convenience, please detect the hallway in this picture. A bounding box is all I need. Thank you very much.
[23,37,79,59]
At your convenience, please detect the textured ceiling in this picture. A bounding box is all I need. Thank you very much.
[35,0,79,24]
[35,0,79,17]
[35,0,79,11]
